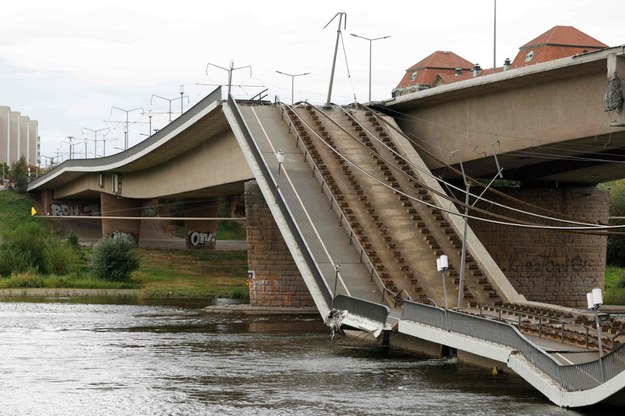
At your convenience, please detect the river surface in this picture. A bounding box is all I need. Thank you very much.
[0,300,604,415]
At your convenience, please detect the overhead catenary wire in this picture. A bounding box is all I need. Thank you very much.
[369,104,620,225]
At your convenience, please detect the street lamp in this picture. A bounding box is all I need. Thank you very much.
[351,33,391,102]
[179,85,185,115]
[276,70,310,105]
[587,287,606,381]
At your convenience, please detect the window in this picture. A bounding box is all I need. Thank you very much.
[525,50,534,63]
[410,71,418,81]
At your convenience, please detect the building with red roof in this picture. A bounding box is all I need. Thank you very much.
[510,25,607,69]
[392,25,608,98]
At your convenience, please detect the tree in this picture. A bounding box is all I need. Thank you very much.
[599,179,625,266]
[8,157,29,193]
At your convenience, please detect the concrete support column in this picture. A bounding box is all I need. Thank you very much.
[184,198,219,249]
[244,180,314,307]
[469,186,609,307]
[100,193,142,242]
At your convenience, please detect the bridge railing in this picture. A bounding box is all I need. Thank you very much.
[227,94,332,307]
[334,294,390,325]
[227,95,389,327]
[401,300,625,391]
[276,101,405,308]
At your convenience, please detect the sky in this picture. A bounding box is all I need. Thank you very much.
[1,0,623,164]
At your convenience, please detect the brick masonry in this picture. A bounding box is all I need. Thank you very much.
[244,181,314,307]
[469,187,609,307]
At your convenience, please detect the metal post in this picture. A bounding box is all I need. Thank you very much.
[458,161,470,308]
[332,262,340,309]
[206,61,253,98]
[111,106,142,150]
[323,12,347,106]
[276,71,310,105]
[179,85,185,115]
[595,308,605,382]
[350,33,390,102]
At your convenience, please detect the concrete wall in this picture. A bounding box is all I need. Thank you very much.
[468,186,609,307]
[245,181,314,307]
[395,72,619,171]
[100,193,142,240]
[120,129,252,199]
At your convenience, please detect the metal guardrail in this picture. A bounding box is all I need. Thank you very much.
[227,96,388,327]
[334,294,390,325]
[401,300,625,391]
[276,101,405,307]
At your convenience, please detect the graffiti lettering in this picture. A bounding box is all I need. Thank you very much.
[505,254,590,279]
[187,231,215,248]
[50,202,99,216]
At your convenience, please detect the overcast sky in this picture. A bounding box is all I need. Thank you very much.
[1,0,623,162]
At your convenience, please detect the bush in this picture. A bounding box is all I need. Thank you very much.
[90,236,140,281]
[0,222,49,275]
[46,241,79,275]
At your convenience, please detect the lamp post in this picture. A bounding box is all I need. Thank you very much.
[179,85,185,115]
[276,71,310,105]
[111,106,142,150]
[587,288,606,381]
[276,149,285,175]
[81,127,110,158]
[350,33,391,102]
[437,254,449,330]
[146,109,153,136]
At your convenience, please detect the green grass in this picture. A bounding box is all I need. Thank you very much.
[0,191,249,298]
[131,248,248,298]
[0,191,36,232]
[604,265,625,305]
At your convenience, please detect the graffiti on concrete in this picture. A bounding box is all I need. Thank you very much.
[504,254,591,279]
[186,231,216,248]
[50,202,99,216]
[111,231,138,245]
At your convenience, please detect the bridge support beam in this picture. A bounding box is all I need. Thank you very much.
[244,181,314,307]
[100,193,142,242]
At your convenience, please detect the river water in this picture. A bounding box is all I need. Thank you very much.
[0,300,602,415]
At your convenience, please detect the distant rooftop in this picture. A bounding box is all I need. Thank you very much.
[392,25,609,97]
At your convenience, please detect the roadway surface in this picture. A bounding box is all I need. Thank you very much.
[238,105,388,312]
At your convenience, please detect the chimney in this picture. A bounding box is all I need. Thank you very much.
[472,63,482,77]
[503,58,511,71]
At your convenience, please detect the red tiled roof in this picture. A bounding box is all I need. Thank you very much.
[520,25,607,49]
[406,50,474,72]
[397,51,474,89]
[511,26,607,68]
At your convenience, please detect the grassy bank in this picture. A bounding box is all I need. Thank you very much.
[604,265,625,305]
[0,191,249,299]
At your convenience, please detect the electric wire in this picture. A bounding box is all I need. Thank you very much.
[284,102,625,233]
